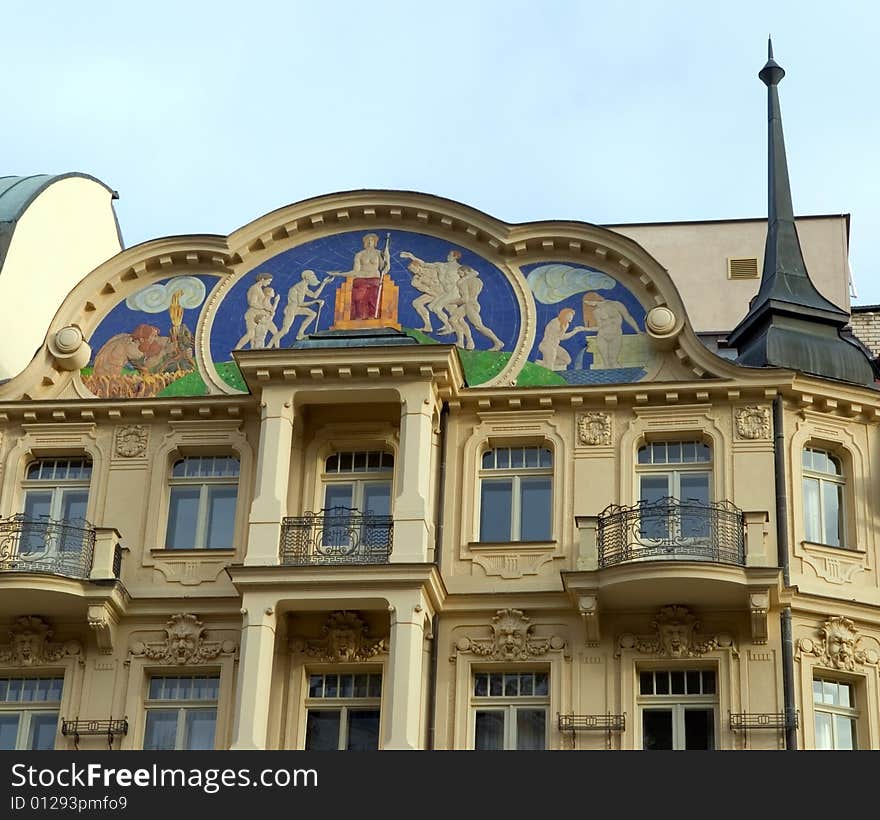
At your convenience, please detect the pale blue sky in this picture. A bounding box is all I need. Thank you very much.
[5,1,879,303]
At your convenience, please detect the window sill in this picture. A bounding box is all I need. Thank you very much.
[800,540,866,557]
[150,548,237,557]
[468,540,556,551]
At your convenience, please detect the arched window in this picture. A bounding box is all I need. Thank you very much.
[479,446,553,542]
[802,447,845,547]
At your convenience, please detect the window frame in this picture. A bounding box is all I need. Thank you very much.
[141,673,220,751]
[302,670,383,751]
[812,676,858,750]
[477,445,554,543]
[470,670,550,751]
[320,450,394,515]
[801,446,846,548]
[21,457,92,521]
[165,455,241,550]
[0,676,64,751]
[637,667,718,751]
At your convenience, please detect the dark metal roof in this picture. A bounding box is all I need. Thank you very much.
[0,173,120,274]
[727,42,875,388]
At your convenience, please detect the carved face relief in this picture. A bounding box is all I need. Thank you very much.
[823,619,858,670]
[167,624,198,664]
[328,626,358,662]
[495,622,527,660]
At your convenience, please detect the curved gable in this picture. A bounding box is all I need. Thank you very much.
[0,190,751,402]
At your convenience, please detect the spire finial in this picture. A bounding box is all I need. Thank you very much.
[759,37,785,86]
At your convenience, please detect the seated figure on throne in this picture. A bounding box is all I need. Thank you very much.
[328,233,400,329]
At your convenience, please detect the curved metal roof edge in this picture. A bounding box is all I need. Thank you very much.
[0,173,123,272]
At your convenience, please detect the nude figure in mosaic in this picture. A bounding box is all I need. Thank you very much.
[446,266,504,351]
[582,292,640,369]
[270,270,332,347]
[399,249,463,334]
[236,273,280,350]
[536,308,587,370]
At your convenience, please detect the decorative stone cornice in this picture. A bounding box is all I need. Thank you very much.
[455,609,565,661]
[797,616,880,671]
[290,611,387,662]
[0,616,82,666]
[617,605,736,658]
[129,613,237,665]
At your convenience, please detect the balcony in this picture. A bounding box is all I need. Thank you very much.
[280,507,393,566]
[598,497,745,568]
[0,515,99,580]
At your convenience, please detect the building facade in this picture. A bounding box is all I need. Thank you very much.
[1,48,878,752]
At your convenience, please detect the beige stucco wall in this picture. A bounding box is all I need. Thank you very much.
[0,176,122,381]
[611,217,851,333]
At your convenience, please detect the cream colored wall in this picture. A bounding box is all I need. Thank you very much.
[611,217,850,333]
[0,177,122,381]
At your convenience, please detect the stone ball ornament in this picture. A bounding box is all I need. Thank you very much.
[49,325,91,371]
[645,305,681,348]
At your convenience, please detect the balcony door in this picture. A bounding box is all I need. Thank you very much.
[18,458,92,569]
[321,451,393,558]
[637,442,711,546]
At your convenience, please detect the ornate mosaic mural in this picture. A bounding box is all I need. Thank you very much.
[81,230,659,398]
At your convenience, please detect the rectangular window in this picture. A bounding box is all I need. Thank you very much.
[639,669,717,750]
[471,671,548,750]
[802,448,845,548]
[813,678,857,750]
[165,456,239,549]
[0,676,63,750]
[304,673,382,750]
[479,447,553,542]
[143,675,219,750]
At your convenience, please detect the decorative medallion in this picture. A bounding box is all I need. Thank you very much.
[735,405,771,440]
[289,611,387,662]
[455,609,565,660]
[0,616,82,666]
[114,424,149,458]
[797,616,880,670]
[577,411,612,446]
[129,613,237,665]
[617,605,735,658]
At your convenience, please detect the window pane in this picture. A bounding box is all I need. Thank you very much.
[702,671,716,695]
[353,675,368,698]
[503,674,519,697]
[519,477,551,541]
[654,672,669,695]
[534,673,549,697]
[489,674,503,697]
[0,715,20,750]
[642,710,673,750]
[474,711,504,750]
[516,709,546,750]
[834,715,855,750]
[346,710,380,751]
[813,679,824,704]
[206,486,237,548]
[184,710,216,750]
[27,714,58,750]
[324,483,353,511]
[686,671,702,694]
[640,672,653,695]
[143,711,179,750]
[539,448,552,468]
[339,675,354,699]
[511,448,525,468]
[59,491,89,552]
[822,482,842,547]
[670,671,685,695]
[22,492,52,552]
[519,674,533,696]
[637,445,650,465]
[814,712,833,750]
[480,480,512,542]
[802,478,821,543]
[166,487,201,549]
[473,674,488,697]
[684,709,714,750]
[496,449,510,469]
[305,711,340,751]
[679,473,710,504]
[363,482,392,517]
[640,475,669,503]
[680,473,711,538]
[368,675,382,699]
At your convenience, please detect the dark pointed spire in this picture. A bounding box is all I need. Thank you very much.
[727,41,875,386]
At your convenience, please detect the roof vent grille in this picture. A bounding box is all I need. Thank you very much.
[728,257,759,280]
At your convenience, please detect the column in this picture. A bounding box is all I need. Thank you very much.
[246,385,294,565]
[393,382,436,562]
[383,591,430,750]
[230,596,277,749]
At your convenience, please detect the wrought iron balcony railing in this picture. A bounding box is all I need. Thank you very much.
[280,506,393,565]
[0,515,97,579]
[597,497,745,568]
